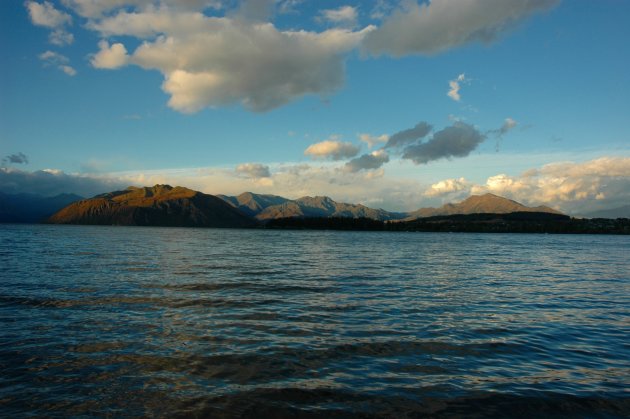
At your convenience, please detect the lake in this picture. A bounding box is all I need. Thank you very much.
[1,224,628,417]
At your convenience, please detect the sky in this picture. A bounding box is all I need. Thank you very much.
[1,0,629,215]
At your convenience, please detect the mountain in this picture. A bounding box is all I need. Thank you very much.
[0,192,83,223]
[47,185,255,228]
[219,192,404,221]
[404,193,563,220]
[583,205,630,219]
[217,192,289,217]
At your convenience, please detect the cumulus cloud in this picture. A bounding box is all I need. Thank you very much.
[85,7,374,112]
[447,73,467,102]
[384,121,432,149]
[363,0,559,56]
[26,1,72,27]
[39,50,77,76]
[319,6,358,28]
[26,1,74,46]
[424,177,471,198]
[305,137,360,160]
[91,40,129,69]
[344,149,389,172]
[3,153,29,165]
[402,122,486,164]
[235,162,271,179]
[359,133,389,149]
[419,156,630,215]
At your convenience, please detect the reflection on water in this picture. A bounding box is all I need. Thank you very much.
[1,225,629,417]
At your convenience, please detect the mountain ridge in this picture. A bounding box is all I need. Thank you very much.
[8,185,574,228]
[47,185,255,228]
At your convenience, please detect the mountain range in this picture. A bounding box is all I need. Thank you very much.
[215,191,561,221]
[9,185,566,228]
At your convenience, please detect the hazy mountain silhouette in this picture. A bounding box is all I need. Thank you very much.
[405,193,562,220]
[47,185,255,228]
[583,205,630,219]
[0,191,83,223]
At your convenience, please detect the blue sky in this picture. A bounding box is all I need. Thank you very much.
[1,0,629,214]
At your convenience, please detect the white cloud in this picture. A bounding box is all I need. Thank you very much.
[60,65,77,76]
[91,40,129,69]
[447,73,466,102]
[460,157,630,214]
[359,133,389,149]
[235,162,271,179]
[39,50,77,76]
[424,177,471,197]
[87,9,374,112]
[61,0,224,18]
[26,1,72,28]
[304,137,360,160]
[319,5,358,28]
[49,28,74,46]
[344,149,389,172]
[364,0,559,56]
[26,1,74,46]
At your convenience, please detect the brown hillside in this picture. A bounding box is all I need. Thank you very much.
[48,185,256,228]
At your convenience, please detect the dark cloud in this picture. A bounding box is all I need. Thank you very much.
[364,0,560,57]
[3,153,29,165]
[344,150,389,173]
[385,122,432,148]
[0,168,127,197]
[402,122,486,164]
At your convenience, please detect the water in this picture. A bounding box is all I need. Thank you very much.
[1,224,629,417]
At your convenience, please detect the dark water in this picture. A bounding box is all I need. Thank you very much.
[1,224,629,418]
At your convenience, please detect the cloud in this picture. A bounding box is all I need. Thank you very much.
[0,167,126,197]
[61,0,224,18]
[492,117,518,137]
[488,117,518,150]
[3,153,29,165]
[26,1,74,46]
[363,0,559,56]
[319,6,358,28]
[424,177,471,197]
[305,137,360,160]
[235,162,271,179]
[39,50,77,76]
[384,121,432,148]
[447,73,467,102]
[86,8,374,112]
[402,122,486,164]
[370,0,394,20]
[91,40,129,69]
[344,149,389,172]
[26,1,72,27]
[49,28,74,46]
[417,156,630,215]
[359,133,389,149]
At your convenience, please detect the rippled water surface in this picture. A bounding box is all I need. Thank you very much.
[1,224,629,417]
